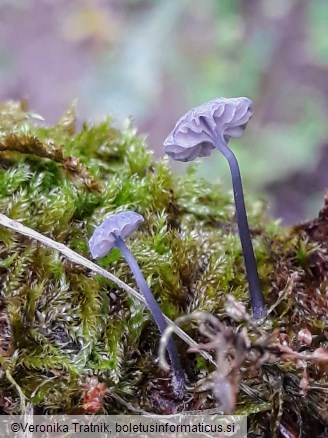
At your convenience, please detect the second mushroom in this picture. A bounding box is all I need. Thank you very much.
[163,97,266,319]
[88,211,186,398]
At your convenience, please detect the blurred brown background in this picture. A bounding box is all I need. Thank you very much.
[0,0,327,224]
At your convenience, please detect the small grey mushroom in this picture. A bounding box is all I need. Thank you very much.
[89,211,144,259]
[164,97,252,162]
[89,211,185,398]
[164,97,266,319]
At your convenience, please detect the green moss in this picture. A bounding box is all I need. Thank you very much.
[0,101,327,435]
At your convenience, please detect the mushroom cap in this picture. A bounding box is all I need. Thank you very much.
[163,97,253,162]
[89,211,144,259]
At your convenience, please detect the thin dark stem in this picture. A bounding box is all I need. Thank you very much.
[115,236,186,398]
[214,139,266,319]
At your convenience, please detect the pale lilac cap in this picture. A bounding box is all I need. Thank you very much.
[89,211,144,258]
[163,97,253,162]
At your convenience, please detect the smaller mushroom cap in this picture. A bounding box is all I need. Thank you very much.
[89,211,144,259]
[164,97,253,162]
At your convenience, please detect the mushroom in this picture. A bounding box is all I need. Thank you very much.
[88,211,185,397]
[163,97,266,319]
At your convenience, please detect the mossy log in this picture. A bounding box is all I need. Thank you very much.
[0,101,327,436]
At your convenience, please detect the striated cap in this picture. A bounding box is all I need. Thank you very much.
[163,97,253,162]
[89,211,144,259]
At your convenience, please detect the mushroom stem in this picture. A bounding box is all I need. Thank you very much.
[115,236,186,398]
[214,139,266,319]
